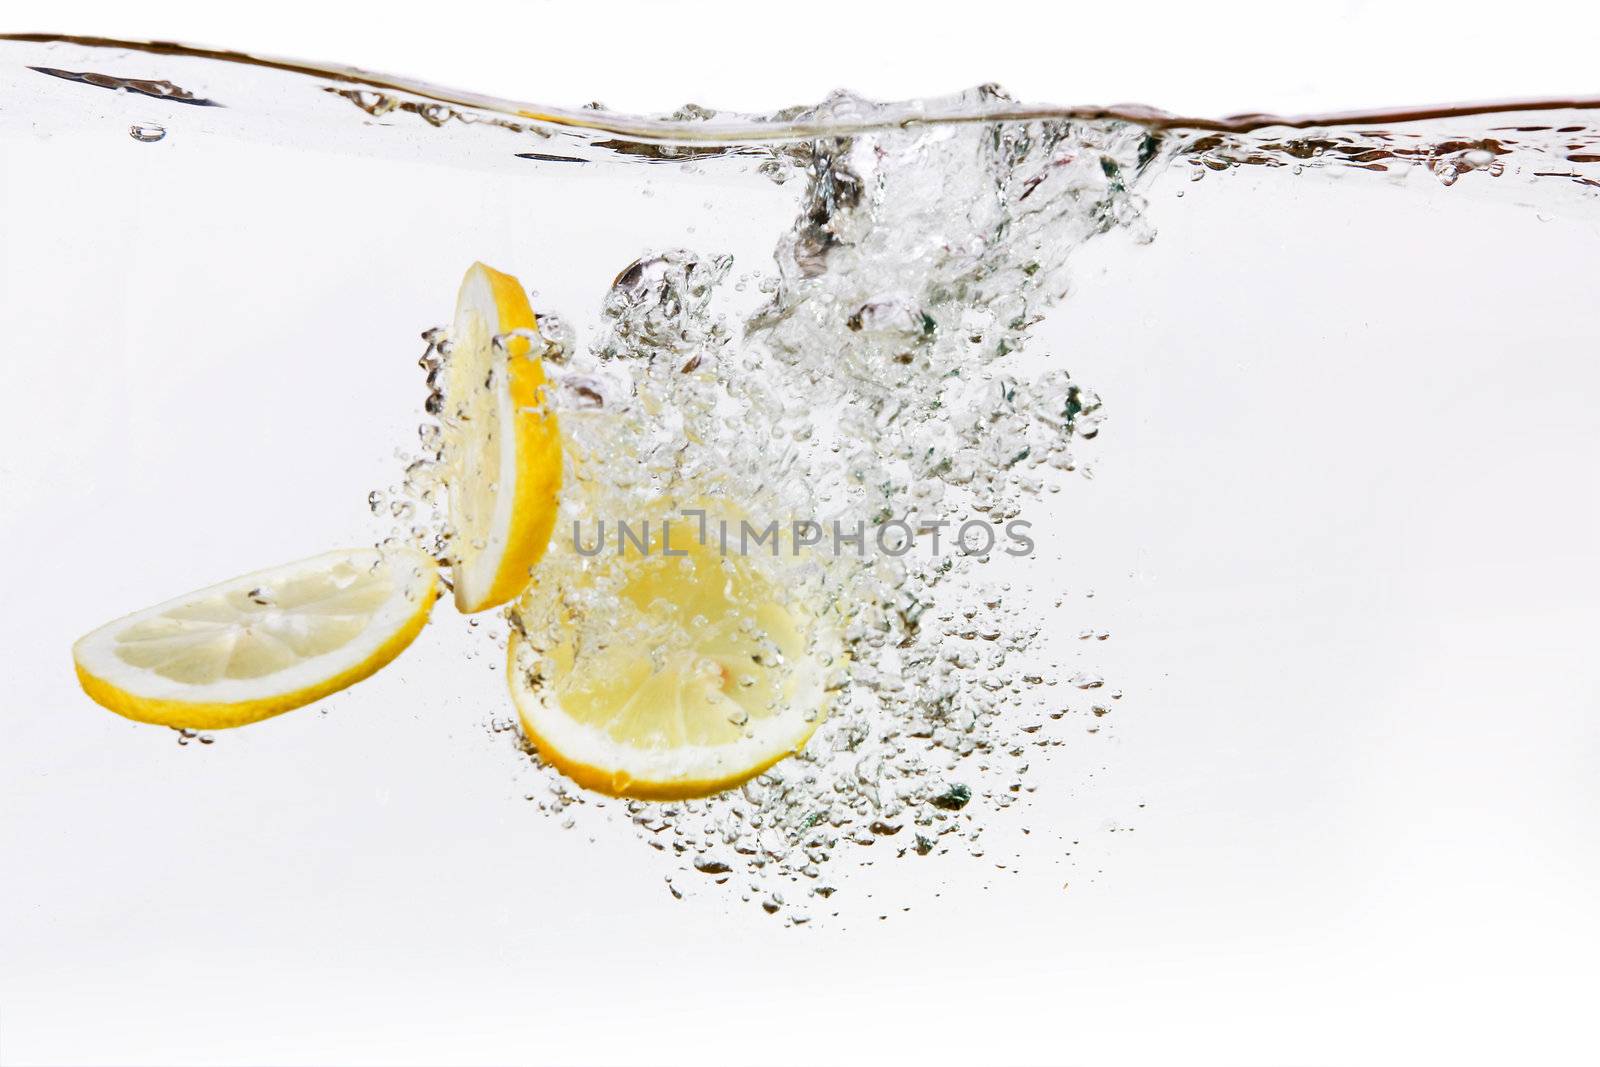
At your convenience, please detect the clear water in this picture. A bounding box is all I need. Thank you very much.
[3,35,1598,1065]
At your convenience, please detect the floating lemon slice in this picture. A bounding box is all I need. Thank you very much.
[445,262,562,613]
[72,548,438,730]
[507,520,837,800]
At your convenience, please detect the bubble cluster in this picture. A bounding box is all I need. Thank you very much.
[364,83,1600,921]
[413,102,1161,921]
[366,328,456,565]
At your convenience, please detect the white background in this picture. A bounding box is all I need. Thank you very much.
[3,4,1600,1067]
[5,0,1600,120]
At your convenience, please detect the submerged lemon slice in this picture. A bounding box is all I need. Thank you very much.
[445,262,562,613]
[507,525,836,800]
[72,548,438,730]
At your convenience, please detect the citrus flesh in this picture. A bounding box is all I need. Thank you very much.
[72,547,438,730]
[508,523,834,799]
[445,261,562,613]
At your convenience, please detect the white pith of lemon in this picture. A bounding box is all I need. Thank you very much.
[507,520,838,800]
[72,547,438,730]
[445,262,562,613]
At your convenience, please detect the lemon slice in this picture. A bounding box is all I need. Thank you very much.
[507,525,837,800]
[445,262,562,613]
[72,548,438,730]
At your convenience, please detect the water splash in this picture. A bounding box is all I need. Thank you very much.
[440,95,1156,921]
[326,74,1600,920]
[14,33,1594,920]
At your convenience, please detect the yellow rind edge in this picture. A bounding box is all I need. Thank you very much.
[453,262,563,614]
[505,635,826,802]
[74,565,438,731]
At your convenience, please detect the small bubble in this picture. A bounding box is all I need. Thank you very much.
[349,91,397,116]
[931,784,972,811]
[417,103,453,127]
[129,123,166,143]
